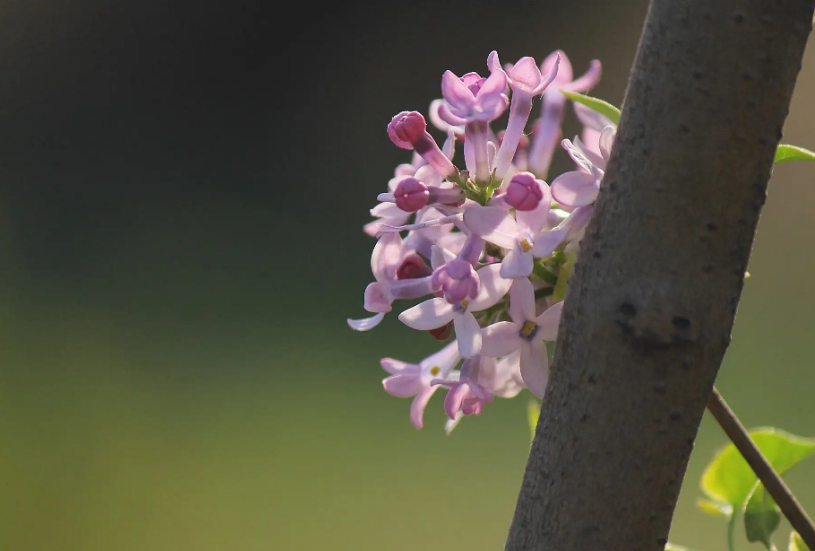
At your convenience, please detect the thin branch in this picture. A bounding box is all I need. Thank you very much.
[707,387,815,550]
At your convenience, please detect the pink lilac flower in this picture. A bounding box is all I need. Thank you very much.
[433,355,496,419]
[528,51,602,177]
[480,278,563,397]
[398,263,512,357]
[464,176,568,278]
[487,51,560,181]
[550,137,607,208]
[382,341,461,429]
[347,232,435,331]
[388,111,457,179]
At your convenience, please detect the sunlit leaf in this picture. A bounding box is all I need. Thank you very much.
[527,399,540,442]
[790,531,809,551]
[774,144,815,164]
[744,484,781,549]
[697,498,732,518]
[561,90,621,125]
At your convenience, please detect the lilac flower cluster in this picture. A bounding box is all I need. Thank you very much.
[349,50,615,432]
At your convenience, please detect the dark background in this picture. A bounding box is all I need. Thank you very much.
[2,1,815,549]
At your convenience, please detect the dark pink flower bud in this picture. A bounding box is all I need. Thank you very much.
[394,177,430,212]
[506,172,544,211]
[387,111,428,150]
[397,253,433,280]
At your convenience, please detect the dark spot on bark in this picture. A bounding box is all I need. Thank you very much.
[670,411,682,421]
[733,12,744,24]
[587,374,596,384]
[681,360,692,370]
[692,70,704,80]
[672,316,691,330]
[707,222,717,231]
[653,384,667,395]
[649,514,658,522]
[592,251,602,259]
[620,302,637,317]
[580,413,589,422]
[702,264,714,273]
[679,124,689,133]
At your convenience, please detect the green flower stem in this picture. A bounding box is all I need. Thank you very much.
[707,387,815,550]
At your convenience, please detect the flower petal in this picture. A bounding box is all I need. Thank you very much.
[410,387,437,429]
[530,228,569,258]
[454,312,482,358]
[480,321,522,357]
[463,206,518,249]
[420,341,461,378]
[520,340,549,398]
[441,70,475,113]
[509,277,536,323]
[515,182,552,234]
[444,384,468,420]
[371,232,404,282]
[380,357,413,375]
[500,247,533,279]
[347,312,385,331]
[469,263,512,311]
[536,301,564,341]
[508,56,542,94]
[383,374,423,397]
[398,298,455,330]
[551,171,599,208]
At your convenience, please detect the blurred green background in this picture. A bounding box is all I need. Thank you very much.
[1,1,814,549]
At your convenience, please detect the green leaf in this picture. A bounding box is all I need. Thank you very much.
[790,531,809,551]
[552,251,576,303]
[561,90,621,125]
[697,498,732,518]
[665,544,697,551]
[775,144,815,164]
[744,483,782,549]
[527,399,540,442]
[701,428,815,508]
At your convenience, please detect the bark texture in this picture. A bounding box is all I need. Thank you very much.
[506,1,815,550]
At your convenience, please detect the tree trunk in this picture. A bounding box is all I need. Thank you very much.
[505,1,815,550]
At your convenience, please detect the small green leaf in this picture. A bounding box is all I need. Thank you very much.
[790,531,809,551]
[527,399,540,442]
[552,251,576,303]
[697,498,732,518]
[561,90,621,125]
[775,144,815,164]
[744,483,782,549]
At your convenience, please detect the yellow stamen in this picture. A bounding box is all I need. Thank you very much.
[521,321,537,336]
[429,366,441,376]
[520,239,533,252]
[460,299,469,311]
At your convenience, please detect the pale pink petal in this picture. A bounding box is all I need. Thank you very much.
[429,99,465,135]
[521,339,550,398]
[430,245,454,270]
[515,182,552,234]
[564,60,602,93]
[463,206,518,249]
[542,50,572,87]
[476,69,508,102]
[509,277,536,323]
[530,228,569,258]
[599,125,615,161]
[481,321,522,357]
[410,387,437,429]
[441,71,476,112]
[500,248,533,279]
[380,358,414,375]
[493,350,524,398]
[469,264,513,311]
[383,374,424,397]
[551,171,598,208]
[454,312,482,358]
[398,298,455,330]
[370,202,407,219]
[444,384,468,420]
[371,232,404,282]
[420,341,461,378]
[536,301,564,341]
[508,57,542,93]
[363,282,392,313]
[347,312,386,331]
[487,50,503,75]
[444,412,464,434]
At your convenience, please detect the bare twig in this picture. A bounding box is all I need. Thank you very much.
[707,387,815,550]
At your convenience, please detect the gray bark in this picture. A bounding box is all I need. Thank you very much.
[506,1,815,550]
